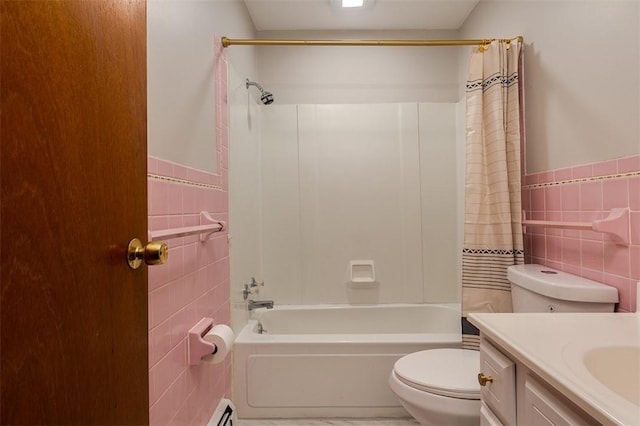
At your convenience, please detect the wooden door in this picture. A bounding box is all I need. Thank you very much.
[1,1,149,424]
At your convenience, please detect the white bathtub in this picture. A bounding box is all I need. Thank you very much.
[233,303,461,419]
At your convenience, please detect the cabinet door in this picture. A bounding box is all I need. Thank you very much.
[481,403,505,426]
[480,338,517,426]
[523,376,597,426]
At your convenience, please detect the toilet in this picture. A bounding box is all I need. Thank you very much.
[389,264,619,425]
[389,348,481,426]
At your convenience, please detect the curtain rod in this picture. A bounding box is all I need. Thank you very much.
[221,36,523,48]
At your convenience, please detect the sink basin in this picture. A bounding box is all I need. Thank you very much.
[583,346,640,405]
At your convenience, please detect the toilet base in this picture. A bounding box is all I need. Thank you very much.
[389,371,480,426]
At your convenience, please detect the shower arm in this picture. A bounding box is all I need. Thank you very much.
[246,79,264,92]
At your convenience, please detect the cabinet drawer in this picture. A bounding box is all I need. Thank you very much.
[523,375,597,426]
[479,338,516,426]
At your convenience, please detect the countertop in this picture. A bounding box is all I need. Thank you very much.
[468,313,640,426]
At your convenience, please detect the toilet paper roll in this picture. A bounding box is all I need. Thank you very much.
[201,324,234,364]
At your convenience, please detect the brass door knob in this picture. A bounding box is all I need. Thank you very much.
[478,372,494,386]
[127,238,169,269]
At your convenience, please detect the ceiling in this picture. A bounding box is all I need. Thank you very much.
[243,0,480,32]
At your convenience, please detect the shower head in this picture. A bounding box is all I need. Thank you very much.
[246,79,274,105]
[260,90,274,105]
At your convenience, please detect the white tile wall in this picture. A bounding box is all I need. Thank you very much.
[229,64,262,333]
[297,104,423,304]
[419,103,460,302]
[259,105,302,304]
[254,103,460,305]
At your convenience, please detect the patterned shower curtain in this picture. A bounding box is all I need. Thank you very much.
[462,39,524,350]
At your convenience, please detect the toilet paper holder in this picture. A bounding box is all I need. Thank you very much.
[188,317,217,365]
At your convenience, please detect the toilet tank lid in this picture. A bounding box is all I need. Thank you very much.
[507,264,619,303]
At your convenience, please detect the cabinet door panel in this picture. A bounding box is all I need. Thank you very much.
[523,376,597,426]
[480,338,516,426]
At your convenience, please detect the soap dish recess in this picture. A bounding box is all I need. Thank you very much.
[349,260,375,286]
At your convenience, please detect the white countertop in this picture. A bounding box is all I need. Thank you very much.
[468,313,640,426]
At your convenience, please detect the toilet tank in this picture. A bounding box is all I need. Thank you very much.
[508,264,619,313]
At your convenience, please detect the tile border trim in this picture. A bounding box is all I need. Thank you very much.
[523,170,640,190]
[148,173,223,190]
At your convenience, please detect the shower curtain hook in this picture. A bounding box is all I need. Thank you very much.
[478,38,492,52]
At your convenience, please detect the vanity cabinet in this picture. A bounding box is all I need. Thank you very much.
[478,337,599,426]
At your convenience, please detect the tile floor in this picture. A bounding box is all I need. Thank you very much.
[235,419,419,425]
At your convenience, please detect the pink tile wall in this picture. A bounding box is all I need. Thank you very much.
[147,40,230,425]
[523,154,640,312]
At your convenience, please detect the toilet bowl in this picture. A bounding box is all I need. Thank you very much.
[389,348,480,426]
[389,264,619,425]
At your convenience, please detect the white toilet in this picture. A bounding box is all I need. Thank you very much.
[389,264,619,425]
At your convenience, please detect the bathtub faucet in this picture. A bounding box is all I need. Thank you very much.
[248,299,274,311]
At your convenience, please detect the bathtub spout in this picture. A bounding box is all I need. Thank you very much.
[248,299,274,311]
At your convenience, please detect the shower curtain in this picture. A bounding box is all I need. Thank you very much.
[462,39,524,350]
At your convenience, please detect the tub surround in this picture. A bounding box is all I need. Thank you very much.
[256,103,460,307]
[469,312,640,425]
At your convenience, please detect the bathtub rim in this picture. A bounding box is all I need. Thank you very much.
[248,302,460,313]
[235,302,462,345]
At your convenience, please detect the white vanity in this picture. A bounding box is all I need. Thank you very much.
[468,313,640,426]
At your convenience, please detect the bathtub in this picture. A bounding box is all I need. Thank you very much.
[233,303,461,419]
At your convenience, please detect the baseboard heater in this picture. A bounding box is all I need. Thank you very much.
[208,399,236,426]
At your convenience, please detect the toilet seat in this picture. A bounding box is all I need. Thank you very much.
[393,348,480,400]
